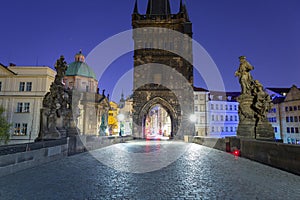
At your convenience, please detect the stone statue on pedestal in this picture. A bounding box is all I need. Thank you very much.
[235,56,274,140]
[36,56,80,141]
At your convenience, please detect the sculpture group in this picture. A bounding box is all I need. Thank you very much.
[235,56,274,139]
[37,56,80,140]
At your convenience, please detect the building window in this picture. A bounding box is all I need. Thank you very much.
[230,127,233,132]
[234,105,237,110]
[295,116,298,122]
[14,123,21,135]
[225,115,228,121]
[235,116,238,121]
[195,106,198,112]
[199,95,204,100]
[290,116,294,122]
[211,104,214,110]
[294,106,297,111]
[225,105,228,110]
[285,107,288,112]
[211,115,214,121]
[274,127,278,133]
[0,81,2,91]
[289,106,293,111]
[24,103,30,113]
[21,123,28,135]
[229,105,233,110]
[200,105,205,111]
[287,127,290,133]
[17,103,23,113]
[26,82,32,91]
[221,115,224,121]
[220,104,223,110]
[225,127,228,132]
[19,82,25,91]
[291,127,295,133]
[14,123,28,136]
[194,95,198,100]
[216,104,219,110]
[286,117,289,123]
[298,105,300,110]
[230,116,233,121]
[296,128,299,133]
[211,126,215,132]
[16,102,30,113]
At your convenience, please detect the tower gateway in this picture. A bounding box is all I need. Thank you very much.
[132,0,195,139]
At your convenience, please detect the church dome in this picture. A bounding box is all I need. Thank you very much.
[65,51,97,80]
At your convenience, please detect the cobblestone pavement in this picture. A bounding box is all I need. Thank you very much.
[0,141,300,200]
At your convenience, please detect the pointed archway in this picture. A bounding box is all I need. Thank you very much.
[137,96,180,139]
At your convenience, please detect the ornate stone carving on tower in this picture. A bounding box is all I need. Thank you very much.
[132,0,194,139]
[37,56,80,140]
[235,56,274,139]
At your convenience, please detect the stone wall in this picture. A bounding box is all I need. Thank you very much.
[240,139,300,175]
[0,136,134,177]
[0,139,68,177]
[192,136,300,175]
[68,135,134,155]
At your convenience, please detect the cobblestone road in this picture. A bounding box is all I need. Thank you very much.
[0,141,300,200]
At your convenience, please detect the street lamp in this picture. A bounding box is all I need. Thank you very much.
[189,114,197,123]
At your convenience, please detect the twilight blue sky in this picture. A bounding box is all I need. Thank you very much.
[0,0,299,101]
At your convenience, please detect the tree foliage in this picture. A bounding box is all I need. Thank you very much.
[0,106,11,144]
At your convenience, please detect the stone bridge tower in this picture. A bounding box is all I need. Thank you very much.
[132,0,195,139]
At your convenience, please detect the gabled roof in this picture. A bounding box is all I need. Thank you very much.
[0,63,17,75]
[266,88,291,96]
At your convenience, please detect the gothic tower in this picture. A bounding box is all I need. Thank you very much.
[132,0,194,139]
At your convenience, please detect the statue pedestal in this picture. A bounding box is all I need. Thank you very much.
[256,120,274,140]
[237,94,256,138]
[237,119,256,139]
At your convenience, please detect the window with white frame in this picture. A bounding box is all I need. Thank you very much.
[26,82,32,91]
[17,103,23,113]
[21,123,28,135]
[24,103,30,112]
[14,123,21,135]
[14,123,28,136]
[19,82,25,91]
[16,102,30,113]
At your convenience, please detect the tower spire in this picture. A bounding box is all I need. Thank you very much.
[133,0,139,14]
[146,0,171,15]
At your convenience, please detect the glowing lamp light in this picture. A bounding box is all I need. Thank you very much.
[117,114,125,121]
[233,150,241,157]
[189,114,197,123]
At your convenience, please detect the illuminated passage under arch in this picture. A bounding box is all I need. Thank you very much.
[144,104,171,140]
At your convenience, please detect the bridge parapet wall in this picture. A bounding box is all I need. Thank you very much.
[192,136,300,175]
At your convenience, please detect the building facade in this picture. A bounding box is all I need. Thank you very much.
[64,52,109,136]
[194,89,240,138]
[0,64,55,144]
[267,86,300,144]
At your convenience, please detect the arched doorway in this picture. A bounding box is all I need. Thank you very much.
[144,104,171,139]
[136,96,179,139]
